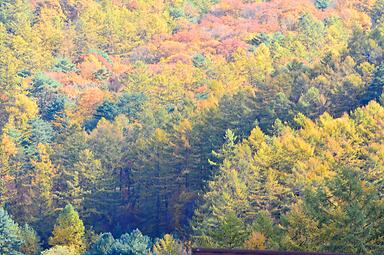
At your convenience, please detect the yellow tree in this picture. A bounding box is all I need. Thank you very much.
[153,234,188,255]
[3,94,38,222]
[49,204,86,254]
[233,44,274,84]
[193,101,384,250]
[34,1,67,56]
[31,144,56,215]
[0,134,18,205]
[0,24,24,98]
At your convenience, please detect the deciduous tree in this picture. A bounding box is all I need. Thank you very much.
[49,204,86,254]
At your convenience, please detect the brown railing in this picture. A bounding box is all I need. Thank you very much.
[192,248,352,255]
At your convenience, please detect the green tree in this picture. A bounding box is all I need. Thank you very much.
[248,211,283,250]
[193,102,384,251]
[19,224,41,255]
[282,167,384,254]
[208,129,237,167]
[315,0,331,11]
[31,144,55,217]
[131,127,181,235]
[360,63,384,105]
[371,0,384,24]
[49,204,86,254]
[86,118,125,232]
[86,230,152,255]
[52,58,78,73]
[53,125,88,209]
[29,74,66,122]
[85,233,115,255]
[298,14,325,52]
[208,212,248,248]
[297,87,325,118]
[109,229,151,255]
[94,100,120,121]
[0,207,23,255]
[192,54,207,68]
[29,74,61,95]
[73,149,103,218]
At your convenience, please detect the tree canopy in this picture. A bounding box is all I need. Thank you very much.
[0,0,383,254]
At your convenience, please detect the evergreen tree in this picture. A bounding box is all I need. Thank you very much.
[85,233,115,255]
[109,229,151,255]
[0,207,23,255]
[282,167,384,254]
[192,54,207,68]
[315,0,331,11]
[49,204,86,254]
[249,211,282,250]
[73,149,103,222]
[52,58,78,73]
[86,230,152,255]
[31,144,55,216]
[86,118,125,232]
[208,129,237,167]
[0,135,15,206]
[85,100,120,131]
[193,102,384,251]
[360,64,384,105]
[53,125,89,209]
[371,0,384,24]
[29,118,54,145]
[116,93,147,119]
[132,127,180,235]
[298,13,326,51]
[152,234,189,255]
[208,212,248,248]
[19,224,41,255]
[29,74,61,96]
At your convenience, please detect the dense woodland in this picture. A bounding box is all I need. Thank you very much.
[0,0,384,254]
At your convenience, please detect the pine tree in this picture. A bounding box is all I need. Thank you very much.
[19,224,41,255]
[49,204,86,254]
[0,207,23,255]
[132,127,180,235]
[3,94,45,223]
[53,124,88,208]
[31,144,55,216]
[109,229,151,255]
[360,63,384,105]
[208,129,237,167]
[152,234,189,255]
[86,230,152,255]
[86,118,125,231]
[208,212,248,248]
[372,0,384,24]
[315,0,331,11]
[85,233,115,255]
[73,149,103,222]
[0,134,16,206]
[282,167,384,254]
[248,211,282,250]
[298,13,326,52]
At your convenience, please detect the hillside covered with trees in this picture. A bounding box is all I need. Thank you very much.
[0,0,383,254]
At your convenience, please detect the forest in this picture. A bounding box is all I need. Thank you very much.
[0,0,383,254]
